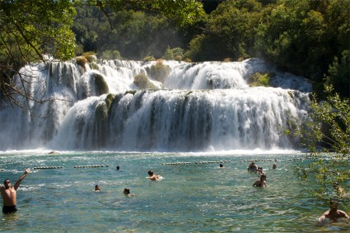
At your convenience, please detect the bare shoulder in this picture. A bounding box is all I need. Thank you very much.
[339,210,350,218]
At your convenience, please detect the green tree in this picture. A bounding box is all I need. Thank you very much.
[294,85,350,201]
[325,51,350,99]
[186,0,262,61]
[0,0,76,108]
[254,0,350,91]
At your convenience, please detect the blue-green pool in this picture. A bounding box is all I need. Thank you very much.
[0,151,349,232]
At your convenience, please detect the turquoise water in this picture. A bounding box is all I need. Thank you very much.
[0,151,349,232]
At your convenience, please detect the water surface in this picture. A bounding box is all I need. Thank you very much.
[0,151,349,232]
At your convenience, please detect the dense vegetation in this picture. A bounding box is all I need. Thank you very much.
[1,0,349,99]
[70,0,350,99]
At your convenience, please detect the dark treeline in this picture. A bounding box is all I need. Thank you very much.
[73,0,349,99]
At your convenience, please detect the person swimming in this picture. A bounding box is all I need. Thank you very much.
[123,188,135,197]
[248,162,258,172]
[147,170,163,181]
[318,200,349,222]
[95,184,101,192]
[253,174,267,187]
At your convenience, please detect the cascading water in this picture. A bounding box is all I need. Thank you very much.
[0,58,311,151]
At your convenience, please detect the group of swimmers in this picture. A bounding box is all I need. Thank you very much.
[94,184,136,197]
[248,161,269,187]
[93,167,162,197]
[247,160,349,223]
[1,162,349,224]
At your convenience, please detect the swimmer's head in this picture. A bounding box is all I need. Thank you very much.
[3,179,10,187]
[124,188,130,194]
[148,170,154,176]
[330,200,338,209]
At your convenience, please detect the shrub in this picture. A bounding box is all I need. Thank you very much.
[133,73,157,89]
[163,47,184,61]
[143,56,156,62]
[146,60,171,83]
[82,52,97,62]
[76,56,88,67]
[100,50,122,60]
[247,72,272,87]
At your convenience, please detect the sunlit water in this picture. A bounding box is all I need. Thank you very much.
[0,151,349,232]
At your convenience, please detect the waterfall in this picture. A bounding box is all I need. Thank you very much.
[0,58,311,151]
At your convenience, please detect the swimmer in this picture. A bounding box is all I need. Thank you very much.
[95,184,101,192]
[219,164,224,168]
[147,170,163,181]
[318,200,349,222]
[247,162,258,172]
[123,188,135,197]
[116,166,120,170]
[272,163,277,169]
[257,167,265,175]
[0,168,30,214]
[253,174,267,187]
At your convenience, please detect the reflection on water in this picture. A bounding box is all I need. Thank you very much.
[0,151,349,232]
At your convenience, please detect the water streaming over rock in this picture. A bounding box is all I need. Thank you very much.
[0,58,311,151]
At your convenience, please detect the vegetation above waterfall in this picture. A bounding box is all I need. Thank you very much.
[1,0,349,99]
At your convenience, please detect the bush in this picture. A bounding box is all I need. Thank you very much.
[163,47,184,61]
[247,72,271,87]
[100,50,122,60]
[76,56,88,67]
[133,73,157,89]
[82,52,97,62]
[143,56,156,62]
[146,60,171,83]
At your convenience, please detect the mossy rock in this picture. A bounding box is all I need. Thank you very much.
[90,63,99,70]
[93,73,109,95]
[95,102,108,121]
[105,93,114,110]
[125,90,137,95]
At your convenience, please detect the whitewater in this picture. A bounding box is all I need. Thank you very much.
[0,58,311,151]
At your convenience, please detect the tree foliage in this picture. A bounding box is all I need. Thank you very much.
[254,0,350,86]
[0,0,76,108]
[186,0,262,61]
[294,85,350,200]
